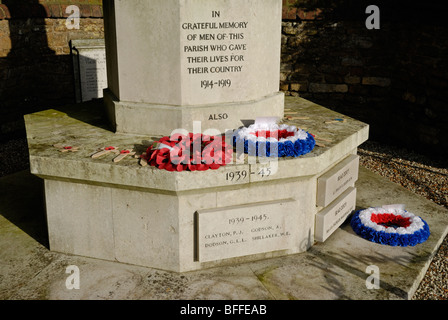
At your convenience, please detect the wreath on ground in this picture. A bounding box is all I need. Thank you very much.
[143,133,233,172]
[232,123,315,158]
[350,207,430,247]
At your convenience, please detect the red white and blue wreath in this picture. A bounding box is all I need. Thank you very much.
[232,123,315,157]
[350,207,430,247]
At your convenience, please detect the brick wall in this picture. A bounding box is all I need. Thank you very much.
[281,0,448,156]
[0,0,104,139]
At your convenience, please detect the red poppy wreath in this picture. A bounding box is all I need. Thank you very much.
[143,133,233,172]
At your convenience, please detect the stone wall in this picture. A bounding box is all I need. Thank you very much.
[1,0,447,156]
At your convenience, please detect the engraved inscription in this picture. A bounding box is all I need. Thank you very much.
[182,10,249,91]
[315,187,357,242]
[208,113,229,120]
[317,154,359,207]
[80,51,106,101]
[197,199,299,262]
[225,170,248,182]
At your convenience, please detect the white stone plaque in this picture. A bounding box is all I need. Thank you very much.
[315,187,357,242]
[317,154,359,207]
[71,39,108,102]
[196,199,299,262]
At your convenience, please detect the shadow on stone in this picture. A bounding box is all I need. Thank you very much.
[0,170,49,248]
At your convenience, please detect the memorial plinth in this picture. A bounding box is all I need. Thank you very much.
[25,97,368,272]
[102,0,284,136]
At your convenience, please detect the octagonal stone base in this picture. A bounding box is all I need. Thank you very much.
[24,97,368,272]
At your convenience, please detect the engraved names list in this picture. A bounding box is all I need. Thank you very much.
[196,199,299,262]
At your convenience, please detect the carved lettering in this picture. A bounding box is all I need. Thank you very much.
[209,113,229,121]
[197,200,299,262]
[182,9,249,90]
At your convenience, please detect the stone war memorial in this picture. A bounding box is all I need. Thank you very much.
[24,0,368,272]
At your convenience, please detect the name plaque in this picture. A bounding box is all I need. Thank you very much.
[196,199,299,263]
[315,187,357,242]
[71,39,108,103]
[317,154,359,207]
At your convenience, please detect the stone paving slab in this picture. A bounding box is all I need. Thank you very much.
[1,167,447,300]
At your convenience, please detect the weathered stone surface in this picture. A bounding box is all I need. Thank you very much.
[25,97,369,192]
[44,179,115,260]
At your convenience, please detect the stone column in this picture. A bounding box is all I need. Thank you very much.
[102,0,284,136]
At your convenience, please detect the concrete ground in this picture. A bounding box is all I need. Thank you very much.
[1,166,447,300]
